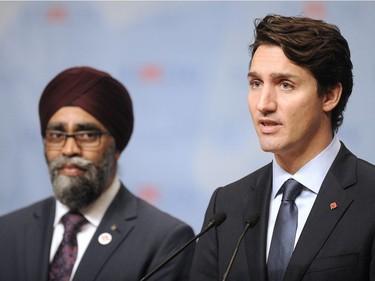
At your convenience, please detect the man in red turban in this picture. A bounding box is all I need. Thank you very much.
[0,66,195,281]
[39,66,134,152]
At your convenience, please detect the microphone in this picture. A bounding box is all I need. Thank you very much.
[140,212,227,281]
[222,213,260,281]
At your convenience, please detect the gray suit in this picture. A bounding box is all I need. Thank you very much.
[0,184,195,281]
[190,143,375,281]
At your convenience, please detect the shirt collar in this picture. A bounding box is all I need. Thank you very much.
[53,175,121,227]
[272,134,341,199]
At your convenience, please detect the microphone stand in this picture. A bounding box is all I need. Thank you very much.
[140,212,226,281]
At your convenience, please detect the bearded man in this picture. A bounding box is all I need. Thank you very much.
[0,66,195,281]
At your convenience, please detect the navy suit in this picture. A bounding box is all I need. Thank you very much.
[0,184,195,281]
[190,143,375,281]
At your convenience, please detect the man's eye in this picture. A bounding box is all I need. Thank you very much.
[77,132,98,141]
[50,132,64,139]
[46,131,65,143]
[249,80,261,89]
[280,82,292,90]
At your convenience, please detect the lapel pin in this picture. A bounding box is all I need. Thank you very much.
[98,232,112,245]
[330,202,338,210]
[110,224,119,232]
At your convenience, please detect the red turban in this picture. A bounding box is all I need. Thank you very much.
[39,66,134,152]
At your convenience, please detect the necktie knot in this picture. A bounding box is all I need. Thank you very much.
[61,212,87,235]
[282,178,303,202]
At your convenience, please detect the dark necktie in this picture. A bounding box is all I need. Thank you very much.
[49,212,88,281]
[267,178,303,281]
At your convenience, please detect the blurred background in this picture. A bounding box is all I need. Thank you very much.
[1,1,375,233]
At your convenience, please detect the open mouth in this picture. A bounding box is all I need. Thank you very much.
[259,119,280,133]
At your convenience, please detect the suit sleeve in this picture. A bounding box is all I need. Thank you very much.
[146,221,195,281]
[189,187,221,281]
[371,234,375,280]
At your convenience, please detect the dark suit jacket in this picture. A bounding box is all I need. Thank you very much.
[0,184,195,281]
[190,143,375,281]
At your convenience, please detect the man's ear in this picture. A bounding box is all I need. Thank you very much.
[322,83,342,112]
[115,150,121,161]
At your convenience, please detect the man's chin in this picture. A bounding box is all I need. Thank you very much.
[52,179,102,211]
[55,189,93,211]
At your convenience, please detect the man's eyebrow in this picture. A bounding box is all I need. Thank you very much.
[46,122,65,131]
[247,71,258,78]
[76,123,102,131]
[247,71,298,79]
[46,122,102,131]
[270,73,298,79]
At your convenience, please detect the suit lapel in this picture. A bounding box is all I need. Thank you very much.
[24,199,55,281]
[244,163,273,281]
[284,144,358,281]
[73,185,137,281]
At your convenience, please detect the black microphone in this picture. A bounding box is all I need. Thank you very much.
[140,212,227,281]
[222,213,260,281]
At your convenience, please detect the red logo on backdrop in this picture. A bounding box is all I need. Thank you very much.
[139,64,163,83]
[304,2,327,19]
[138,184,161,204]
[46,5,68,24]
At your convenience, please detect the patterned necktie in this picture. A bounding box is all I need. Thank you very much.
[49,212,88,281]
[267,178,303,281]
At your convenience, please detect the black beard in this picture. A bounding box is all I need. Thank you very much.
[46,145,116,211]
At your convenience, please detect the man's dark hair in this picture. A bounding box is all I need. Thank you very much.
[249,14,353,132]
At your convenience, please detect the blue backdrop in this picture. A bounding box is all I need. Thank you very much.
[1,1,375,232]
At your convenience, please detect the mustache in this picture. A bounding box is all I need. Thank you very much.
[49,156,92,171]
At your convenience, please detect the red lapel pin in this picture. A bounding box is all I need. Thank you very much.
[330,202,338,210]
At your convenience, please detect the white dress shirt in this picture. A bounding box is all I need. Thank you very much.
[49,175,121,280]
[266,135,341,259]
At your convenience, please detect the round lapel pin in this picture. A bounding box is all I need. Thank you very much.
[98,232,112,245]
